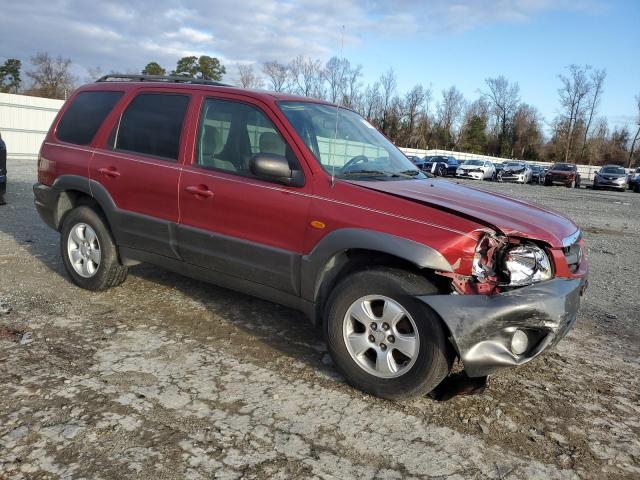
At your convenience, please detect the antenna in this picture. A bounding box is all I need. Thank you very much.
[330,24,346,187]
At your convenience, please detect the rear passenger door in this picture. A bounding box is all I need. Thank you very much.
[177,96,311,295]
[90,90,191,258]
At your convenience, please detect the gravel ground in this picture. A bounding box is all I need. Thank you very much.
[1,159,639,479]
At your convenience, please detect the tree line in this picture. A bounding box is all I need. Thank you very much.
[1,53,638,167]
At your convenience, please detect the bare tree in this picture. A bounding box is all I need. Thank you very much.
[323,57,350,103]
[402,85,427,147]
[288,55,324,98]
[342,63,363,109]
[26,52,76,99]
[436,86,465,149]
[379,69,397,135]
[580,68,606,164]
[482,76,520,157]
[363,82,382,122]
[629,94,640,168]
[262,61,290,92]
[557,64,592,162]
[237,64,263,89]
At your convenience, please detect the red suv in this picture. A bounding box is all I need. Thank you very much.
[34,75,588,399]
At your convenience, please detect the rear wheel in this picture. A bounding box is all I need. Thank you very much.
[324,268,453,400]
[60,206,128,290]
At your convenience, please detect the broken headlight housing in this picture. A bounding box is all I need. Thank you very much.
[503,243,552,286]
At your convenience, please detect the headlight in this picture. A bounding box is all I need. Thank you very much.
[504,244,552,286]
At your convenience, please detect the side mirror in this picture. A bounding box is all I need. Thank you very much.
[250,153,304,187]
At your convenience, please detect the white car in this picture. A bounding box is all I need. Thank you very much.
[499,161,532,184]
[455,160,496,180]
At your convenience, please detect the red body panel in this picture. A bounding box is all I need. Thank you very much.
[38,81,586,284]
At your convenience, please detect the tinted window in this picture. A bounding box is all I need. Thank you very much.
[115,93,189,161]
[197,98,299,177]
[56,91,123,145]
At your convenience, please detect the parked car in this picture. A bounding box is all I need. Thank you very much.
[626,167,640,190]
[544,163,581,188]
[529,165,544,184]
[455,159,496,180]
[423,155,459,176]
[405,155,425,170]
[33,74,588,400]
[492,162,505,180]
[498,161,532,184]
[593,165,627,191]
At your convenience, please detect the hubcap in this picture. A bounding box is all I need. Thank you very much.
[67,223,101,278]
[342,295,419,378]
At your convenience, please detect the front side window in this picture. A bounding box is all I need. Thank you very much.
[115,93,189,161]
[196,98,299,177]
[279,102,424,180]
[56,91,123,145]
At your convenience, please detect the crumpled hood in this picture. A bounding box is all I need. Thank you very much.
[347,179,578,247]
[503,165,526,173]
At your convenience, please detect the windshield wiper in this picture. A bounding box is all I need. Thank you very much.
[341,169,394,177]
[398,170,422,177]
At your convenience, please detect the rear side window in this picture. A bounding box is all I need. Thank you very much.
[115,93,189,161]
[56,91,123,145]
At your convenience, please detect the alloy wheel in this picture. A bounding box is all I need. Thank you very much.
[67,223,101,278]
[342,295,419,378]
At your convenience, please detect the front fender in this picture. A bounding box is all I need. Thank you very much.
[300,228,453,302]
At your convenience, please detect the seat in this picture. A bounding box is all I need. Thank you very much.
[200,125,236,172]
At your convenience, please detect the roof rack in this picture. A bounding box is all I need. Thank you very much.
[95,74,232,87]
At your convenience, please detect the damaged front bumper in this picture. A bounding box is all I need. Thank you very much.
[418,277,587,377]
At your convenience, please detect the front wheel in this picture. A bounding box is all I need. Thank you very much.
[60,206,128,290]
[324,268,453,400]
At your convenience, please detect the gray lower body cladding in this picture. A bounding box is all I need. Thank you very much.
[418,277,586,377]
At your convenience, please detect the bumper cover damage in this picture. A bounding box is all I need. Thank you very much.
[418,277,586,377]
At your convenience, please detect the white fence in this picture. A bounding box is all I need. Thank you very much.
[0,93,64,160]
[398,147,627,181]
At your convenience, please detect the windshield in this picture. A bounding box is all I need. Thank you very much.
[551,163,575,171]
[463,160,484,166]
[601,166,625,174]
[279,101,425,180]
[505,162,525,167]
[425,156,448,162]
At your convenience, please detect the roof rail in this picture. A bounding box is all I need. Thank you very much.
[95,74,232,87]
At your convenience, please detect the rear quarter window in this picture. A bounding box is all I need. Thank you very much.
[56,91,124,145]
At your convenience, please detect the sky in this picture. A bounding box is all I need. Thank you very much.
[1,0,638,133]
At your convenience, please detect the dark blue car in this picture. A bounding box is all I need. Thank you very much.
[422,155,459,176]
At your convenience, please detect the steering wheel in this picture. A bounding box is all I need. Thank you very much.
[341,155,369,172]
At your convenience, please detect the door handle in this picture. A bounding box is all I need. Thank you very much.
[185,185,214,198]
[98,166,120,178]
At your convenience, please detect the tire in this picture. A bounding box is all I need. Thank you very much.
[60,206,128,291]
[635,183,640,193]
[324,268,453,400]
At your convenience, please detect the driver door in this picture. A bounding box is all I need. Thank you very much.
[177,95,312,295]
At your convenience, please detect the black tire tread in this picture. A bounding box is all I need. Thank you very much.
[324,267,453,400]
[60,206,128,291]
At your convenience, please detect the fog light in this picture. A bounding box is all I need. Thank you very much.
[511,329,529,355]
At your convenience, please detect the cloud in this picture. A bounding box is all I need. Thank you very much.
[0,0,604,80]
